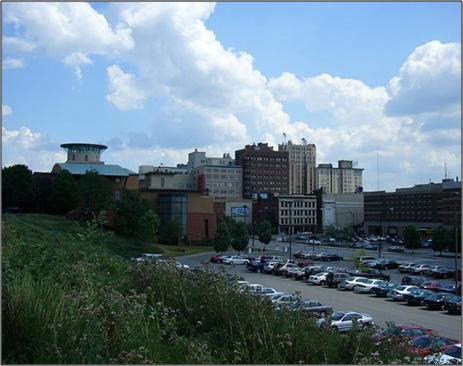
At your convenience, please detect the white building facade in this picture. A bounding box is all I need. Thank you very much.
[278,194,317,234]
[316,160,363,194]
[322,193,364,229]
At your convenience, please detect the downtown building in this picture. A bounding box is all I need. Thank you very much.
[235,142,289,199]
[316,160,363,194]
[278,194,317,235]
[363,178,461,237]
[278,139,316,194]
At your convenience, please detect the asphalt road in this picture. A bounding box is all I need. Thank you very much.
[177,253,462,339]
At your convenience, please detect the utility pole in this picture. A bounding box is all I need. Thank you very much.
[454,192,459,289]
[289,200,293,260]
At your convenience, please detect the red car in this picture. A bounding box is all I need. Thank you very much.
[408,335,460,357]
[421,281,442,292]
[372,324,435,343]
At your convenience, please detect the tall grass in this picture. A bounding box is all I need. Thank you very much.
[2,216,419,364]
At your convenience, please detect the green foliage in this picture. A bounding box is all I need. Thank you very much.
[115,189,150,237]
[432,226,449,255]
[353,249,367,269]
[2,214,418,364]
[214,220,231,253]
[403,226,421,253]
[79,170,112,214]
[138,209,160,242]
[2,164,38,211]
[257,219,272,245]
[231,222,249,252]
[159,219,181,245]
[48,170,79,214]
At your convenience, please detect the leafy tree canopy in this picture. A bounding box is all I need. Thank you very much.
[2,164,38,210]
[79,170,112,214]
[48,170,79,214]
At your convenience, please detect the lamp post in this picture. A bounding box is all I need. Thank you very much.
[378,207,394,259]
[289,200,293,260]
[453,192,459,289]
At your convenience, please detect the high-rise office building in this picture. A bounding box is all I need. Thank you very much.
[316,160,363,194]
[278,140,316,194]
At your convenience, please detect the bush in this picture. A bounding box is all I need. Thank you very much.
[159,219,181,245]
[48,170,79,214]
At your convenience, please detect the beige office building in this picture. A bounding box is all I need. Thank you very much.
[316,160,363,194]
[278,140,316,195]
[278,194,317,234]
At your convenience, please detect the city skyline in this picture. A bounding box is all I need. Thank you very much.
[2,2,461,192]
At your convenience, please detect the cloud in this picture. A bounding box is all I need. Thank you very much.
[3,36,36,52]
[3,57,25,69]
[63,52,93,80]
[105,65,146,110]
[2,104,12,117]
[1,126,66,171]
[384,40,461,116]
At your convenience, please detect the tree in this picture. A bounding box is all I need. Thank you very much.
[258,220,272,249]
[115,189,150,237]
[432,226,449,256]
[48,170,79,214]
[214,220,232,253]
[403,226,421,253]
[159,219,181,245]
[79,170,112,214]
[138,209,160,243]
[2,164,38,211]
[231,222,249,252]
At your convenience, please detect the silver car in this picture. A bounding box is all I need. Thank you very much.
[318,311,374,332]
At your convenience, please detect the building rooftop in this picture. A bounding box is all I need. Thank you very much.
[54,163,136,176]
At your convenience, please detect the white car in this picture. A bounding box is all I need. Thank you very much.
[387,285,419,301]
[353,279,387,294]
[272,294,298,306]
[424,343,461,364]
[309,239,322,245]
[318,311,374,332]
[308,272,329,285]
[340,277,370,290]
[411,264,430,274]
[222,256,250,265]
[398,262,417,273]
[175,262,190,269]
[260,287,284,297]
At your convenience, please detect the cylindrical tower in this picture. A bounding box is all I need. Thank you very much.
[60,143,108,164]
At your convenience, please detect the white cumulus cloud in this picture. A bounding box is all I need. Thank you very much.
[3,57,25,69]
[63,52,93,80]
[2,104,12,117]
[106,65,146,110]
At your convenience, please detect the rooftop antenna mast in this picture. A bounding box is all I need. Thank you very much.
[283,132,287,144]
[377,150,380,191]
[444,162,447,179]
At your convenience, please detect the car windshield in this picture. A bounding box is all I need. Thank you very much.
[411,336,431,347]
[443,346,462,359]
[331,312,345,321]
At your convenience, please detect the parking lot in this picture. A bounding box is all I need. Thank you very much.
[178,251,462,339]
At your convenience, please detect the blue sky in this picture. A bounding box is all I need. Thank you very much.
[2,2,461,191]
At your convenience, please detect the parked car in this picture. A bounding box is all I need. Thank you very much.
[421,281,442,292]
[318,311,374,332]
[411,264,431,275]
[285,267,305,278]
[359,256,376,264]
[259,287,284,297]
[388,245,405,253]
[366,259,399,270]
[433,267,455,279]
[263,261,280,274]
[398,262,417,273]
[353,279,387,294]
[347,269,390,281]
[422,292,457,310]
[424,343,461,364]
[303,265,326,279]
[436,283,458,294]
[272,294,299,307]
[131,253,164,263]
[407,335,460,357]
[424,265,444,277]
[309,239,322,245]
[222,256,250,265]
[372,324,435,344]
[372,283,399,297]
[275,262,299,276]
[308,272,329,285]
[403,289,435,306]
[444,295,462,315]
[314,253,344,262]
[325,272,351,288]
[287,299,333,317]
[401,275,427,287]
[387,285,420,301]
[338,277,370,291]
[246,260,267,272]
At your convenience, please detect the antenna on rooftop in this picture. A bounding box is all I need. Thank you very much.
[377,150,380,191]
[444,162,447,179]
[283,132,287,144]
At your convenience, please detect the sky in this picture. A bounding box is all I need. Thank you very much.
[2,2,461,192]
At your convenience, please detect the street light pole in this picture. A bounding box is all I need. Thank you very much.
[454,193,459,289]
[289,200,292,260]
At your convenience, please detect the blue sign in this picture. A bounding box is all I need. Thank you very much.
[231,206,249,217]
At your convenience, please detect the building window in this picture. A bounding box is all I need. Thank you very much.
[115,190,121,201]
[85,154,88,161]
[72,153,75,161]
[161,177,165,188]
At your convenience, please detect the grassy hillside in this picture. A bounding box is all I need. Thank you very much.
[3,213,213,258]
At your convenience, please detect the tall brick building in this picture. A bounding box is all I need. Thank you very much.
[235,143,289,199]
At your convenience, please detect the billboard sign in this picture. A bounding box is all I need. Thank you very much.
[231,206,249,217]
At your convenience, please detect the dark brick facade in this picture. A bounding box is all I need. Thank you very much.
[235,143,289,199]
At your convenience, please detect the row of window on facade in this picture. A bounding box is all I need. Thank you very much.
[280,209,315,216]
[205,174,241,180]
[204,168,241,173]
[280,201,315,208]
[280,217,315,225]
[243,156,286,162]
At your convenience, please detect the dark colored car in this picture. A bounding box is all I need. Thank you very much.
[436,283,458,294]
[407,335,460,357]
[421,281,442,292]
[314,253,344,262]
[325,272,351,288]
[287,299,333,317]
[401,275,427,287]
[366,259,399,270]
[422,292,456,310]
[372,324,435,343]
[347,269,390,281]
[372,283,398,297]
[294,251,309,259]
[444,295,462,314]
[433,267,455,279]
[246,261,266,272]
[403,289,435,306]
[303,266,326,279]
